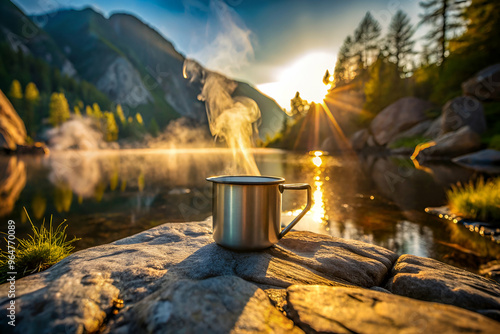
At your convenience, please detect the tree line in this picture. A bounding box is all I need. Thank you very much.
[7,79,161,143]
[328,0,499,122]
[1,42,161,142]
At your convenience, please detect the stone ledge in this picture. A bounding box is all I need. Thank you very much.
[0,219,499,333]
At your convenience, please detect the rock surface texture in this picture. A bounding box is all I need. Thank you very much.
[350,128,370,151]
[441,96,486,135]
[0,89,27,150]
[418,126,482,159]
[370,97,433,146]
[1,220,499,333]
[288,285,500,334]
[386,254,500,321]
[462,63,500,101]
[453,149,500,173]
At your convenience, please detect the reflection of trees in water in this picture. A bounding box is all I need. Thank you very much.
[0,157,26,217]
[446,222,500,260]
[31,193,47,219]
[54,182,73,213]
[46,152,102,198]
[45,150,230,201]
[362,156,475,211]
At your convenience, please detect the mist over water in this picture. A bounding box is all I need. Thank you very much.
[183,59,261,175]
[181,0,262,175]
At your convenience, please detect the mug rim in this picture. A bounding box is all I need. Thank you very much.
[206,175,285,185]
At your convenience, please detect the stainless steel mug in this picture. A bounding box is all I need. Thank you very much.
[206,175,312,251]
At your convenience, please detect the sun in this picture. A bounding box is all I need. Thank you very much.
[257,51,334,110]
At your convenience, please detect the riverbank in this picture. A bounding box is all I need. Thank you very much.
[1,219,499,333]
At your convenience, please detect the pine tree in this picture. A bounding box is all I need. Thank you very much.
[116,104,126,125]
[24,82,40,137]
[49,92,70,127]
[322,70,331,86]
[354,12,381,67]
[290,92,309,116]
[8,79,23,100]
[104,112,119,141]
[333,35,355,86]
[86,105,93,117]
[148,118,160,137]
[135,112,144,125]
[364,56,408,116]
[8,80,23,115]
[386,10,415,73]
[92,103,103,119]
[24,82,39,102]
[419,0,466,66]
[74,105,81,116]
[455,0,500,60]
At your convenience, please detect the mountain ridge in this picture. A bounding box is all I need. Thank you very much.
[30,5,285,139]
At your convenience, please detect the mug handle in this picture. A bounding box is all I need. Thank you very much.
[278,183,312,239]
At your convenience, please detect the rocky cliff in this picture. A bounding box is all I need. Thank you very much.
[32,7,285,140]
[0,89,26,150]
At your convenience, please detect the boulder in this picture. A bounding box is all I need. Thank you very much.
[287,285,500,334]
[454,149,500,165]
[370,97,433,146]
[350,129,369,151]
[462,63,500,101]
[366,135,378,147]
[423,115,443,139]
[132,276,303,334]
[385,254,500,320]
[388,119,433,147]
[0,89,27,150]
[0,220,398,333]
[453,149,500,173]
[417,126,482,160]
[480,261,500,284]
[441,96,486,134]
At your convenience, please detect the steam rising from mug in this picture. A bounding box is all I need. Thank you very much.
[183,59,261,175]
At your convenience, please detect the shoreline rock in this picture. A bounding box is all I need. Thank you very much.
[386,254,500,321]
[1,220,500,333]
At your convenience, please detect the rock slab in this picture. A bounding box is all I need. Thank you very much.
[462,63,500,101]
[386,254,500,321]
[2,221,500,333]
[0,220,398,333]
[370,97,433,146]
[131,276,303,334]
[418,125,482,159]
[287,285,500,334]
[441,96,486,134]
[0,89,26,150]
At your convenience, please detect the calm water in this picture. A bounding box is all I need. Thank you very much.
[1,148,498,272]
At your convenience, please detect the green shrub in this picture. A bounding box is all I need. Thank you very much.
[0,210,79,283]
[447,177,500,222]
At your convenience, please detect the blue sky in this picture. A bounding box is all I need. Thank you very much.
[14,0,425,107]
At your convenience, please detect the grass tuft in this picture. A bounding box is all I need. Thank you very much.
[0,209,79,283]
[447,177,500,222]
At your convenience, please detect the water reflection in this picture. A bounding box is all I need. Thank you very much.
[0,149,497,271]
[311,151,327,224]
[0,157,26,217]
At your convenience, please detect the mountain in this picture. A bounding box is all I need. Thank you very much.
[0,0,75,76]
[32,7,285,139]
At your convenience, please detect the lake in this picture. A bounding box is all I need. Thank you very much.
[1,148,498,272]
